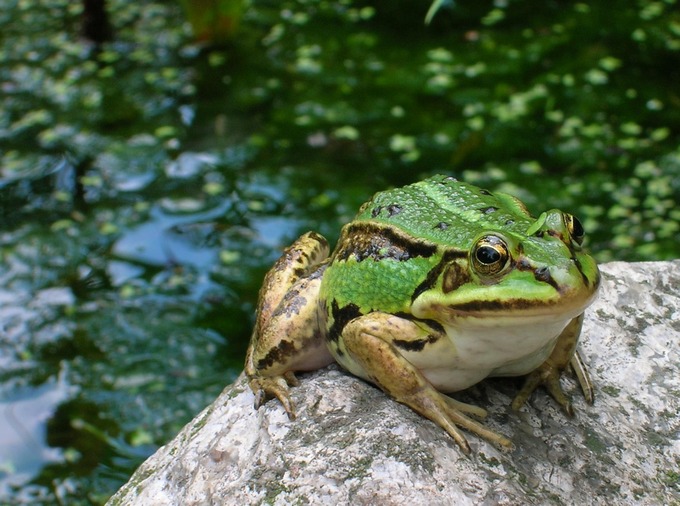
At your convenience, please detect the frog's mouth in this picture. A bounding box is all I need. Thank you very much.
[413,273,600,324]
[441,290,598,322]
[473,285,599,325]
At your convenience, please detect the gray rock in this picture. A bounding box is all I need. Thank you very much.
[108,261,680,506]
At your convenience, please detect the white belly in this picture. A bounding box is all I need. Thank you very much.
[406,315,572,392]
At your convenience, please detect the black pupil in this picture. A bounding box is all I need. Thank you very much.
[476,246,501,264]
[572,217,584,238]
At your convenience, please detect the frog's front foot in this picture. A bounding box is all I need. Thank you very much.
[511,362,573,415]
[248,371,300,419]
[511,351,594,415]
[338,313,513,454]
[511,315,594,415]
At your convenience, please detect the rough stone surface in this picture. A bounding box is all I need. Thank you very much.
[108,261,680,506]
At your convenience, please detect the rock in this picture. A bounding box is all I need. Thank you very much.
[107,261,680,505]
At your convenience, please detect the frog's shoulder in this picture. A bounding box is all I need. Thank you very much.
[353,175,536,246]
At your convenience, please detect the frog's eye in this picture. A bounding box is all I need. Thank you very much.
[471,235,510,276]
[566,214,585,246]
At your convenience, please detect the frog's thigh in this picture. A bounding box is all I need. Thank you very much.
[256,231,329,327]
[249,273,333,377]
[340,313,511,453]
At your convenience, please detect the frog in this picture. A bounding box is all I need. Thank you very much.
[244,174,600,453]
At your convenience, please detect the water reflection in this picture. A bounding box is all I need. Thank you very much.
[0,372,73,494]
[112,201,231,268]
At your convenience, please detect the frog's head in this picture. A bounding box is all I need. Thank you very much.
[411,210,600,325]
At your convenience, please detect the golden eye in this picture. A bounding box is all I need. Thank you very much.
[471,235,510,276]
[566,214,585,245]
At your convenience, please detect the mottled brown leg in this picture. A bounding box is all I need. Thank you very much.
[245,232,333,418]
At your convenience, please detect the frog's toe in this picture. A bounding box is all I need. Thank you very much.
[405,389,512,453]
[570,351,594,405]
[542,373,574,416]
[443,395,488,419]
[511,369,543,411]
[249,374,298,419]
[435,397,513,453]
[283,370,300,387]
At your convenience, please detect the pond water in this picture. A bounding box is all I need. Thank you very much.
[1,0,679,503]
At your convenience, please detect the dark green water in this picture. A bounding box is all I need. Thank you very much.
[1,0,678,503]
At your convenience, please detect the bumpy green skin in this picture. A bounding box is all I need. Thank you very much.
[355,174,533,244]
[321,174,599,324]
[322,254,436,315]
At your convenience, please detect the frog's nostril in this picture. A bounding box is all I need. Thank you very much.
[534,266,551,282]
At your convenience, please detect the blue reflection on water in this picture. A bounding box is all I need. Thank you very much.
[0,371,73,494]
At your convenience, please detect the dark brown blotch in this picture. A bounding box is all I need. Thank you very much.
[410,250,467,302]
[308,231,328,244]
[391,313,446,337]
[257,339,297,370]
[335,223,438,263]
[327,300,362,342]
[393,333,439,352]
[442,261,471,294]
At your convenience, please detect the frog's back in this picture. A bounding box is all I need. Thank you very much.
[321,175,536,317]
[354,174,536,248]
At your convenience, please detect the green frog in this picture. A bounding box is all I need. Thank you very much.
[245,175,600,453]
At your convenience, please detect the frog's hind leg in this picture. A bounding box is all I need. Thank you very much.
[338,313,512,454]
[245,232,334,418]
[254,231,329,326]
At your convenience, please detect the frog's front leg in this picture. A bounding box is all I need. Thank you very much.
[245,232,334,418]
[511,313,594,414]
[336,312,512,454]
